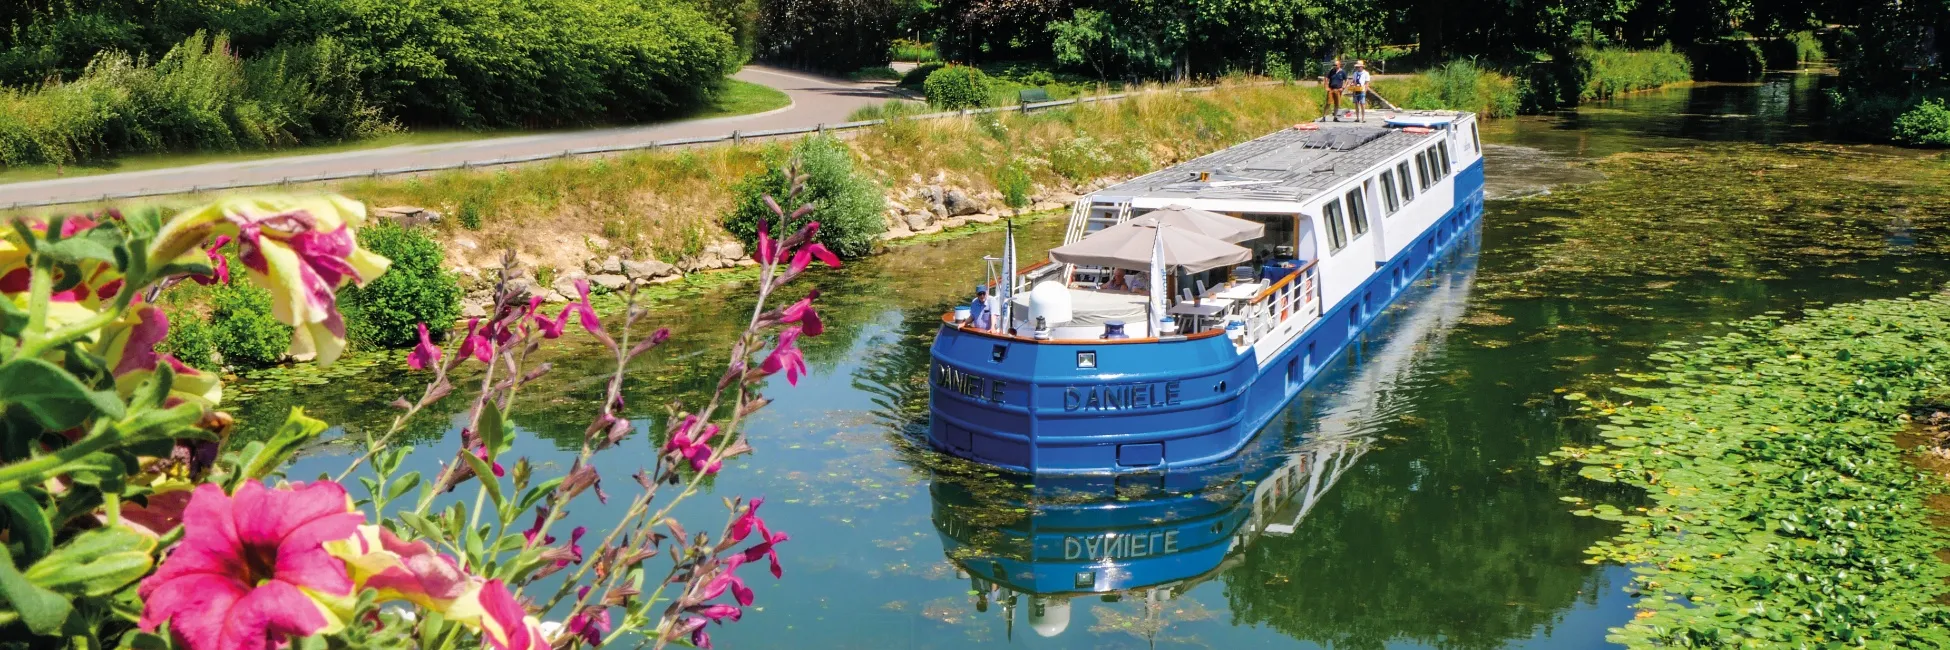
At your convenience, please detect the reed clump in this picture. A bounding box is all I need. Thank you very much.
[1387,60,1522,118]
[1578,46,1693,100]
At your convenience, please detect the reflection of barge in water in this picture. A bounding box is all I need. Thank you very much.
[930,245,1477,637]
[929,111,1487,474]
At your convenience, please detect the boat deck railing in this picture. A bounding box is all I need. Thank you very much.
[1237,260,1322,349]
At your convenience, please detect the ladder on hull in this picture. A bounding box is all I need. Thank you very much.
[1061,197,1133,284]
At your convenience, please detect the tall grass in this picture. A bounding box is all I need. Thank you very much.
[0,32,390,167]
[1388,60,1521,118]
[888,39,939,63]
[1580,46,1693,100]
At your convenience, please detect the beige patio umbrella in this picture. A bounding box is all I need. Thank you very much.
[1049,222,1251,274]
[1130,205,1265,243]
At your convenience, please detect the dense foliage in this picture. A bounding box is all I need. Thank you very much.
[0,32,388,167]
[755,0,902,73]
[723,135,884,260]
[1547,296,1950,646]
[1893,99,1950,146]
[0,0,745,163]
[922,65,991,109]
[1579,46,1692,99]
[337,221,462,349]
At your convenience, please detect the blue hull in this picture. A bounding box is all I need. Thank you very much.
[929,160,1488,474]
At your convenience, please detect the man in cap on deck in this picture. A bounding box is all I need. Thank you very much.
[969,284,992,330]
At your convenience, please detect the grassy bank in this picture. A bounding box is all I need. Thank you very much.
[316,80,1322,272]
[1384,48,1691,118]
[1547,294,1950,646]
[1579,46,1692,100]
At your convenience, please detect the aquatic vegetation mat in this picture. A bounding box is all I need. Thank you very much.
[1547,292,1950,646]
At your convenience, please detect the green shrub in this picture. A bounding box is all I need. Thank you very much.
[1892,99,1950,147]
[457,201,483,230]
[997,160,1032,210]
[898,62,944,90]
[722,134,885,260]
[1581,46,1692,100]
[1687,40,1765,82]
[848,66,902,81]
[210,281,293,369]
[159,307,219,372]
[923,65,991,109]
[338,220,463,349]
[1763,31,1826,69]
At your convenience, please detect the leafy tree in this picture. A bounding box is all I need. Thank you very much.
[338,221,463,349]
[756,0,902,72]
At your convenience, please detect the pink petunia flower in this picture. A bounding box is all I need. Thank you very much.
[325,525,480,615]
[472,579,550,650]
[193,235,233,286]
[101,305,222,406]
[759,327,808,386]
[138,481,363,650]
[408,322,442,370]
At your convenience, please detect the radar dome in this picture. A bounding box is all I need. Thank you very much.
[1025,281,1073,329]
[1028,596,1072,637]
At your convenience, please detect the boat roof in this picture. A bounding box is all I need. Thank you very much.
[1092,111,1469,205]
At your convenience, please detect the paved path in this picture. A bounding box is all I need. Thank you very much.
[1,66,898,207]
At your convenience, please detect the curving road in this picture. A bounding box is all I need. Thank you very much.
[0,66,900,207]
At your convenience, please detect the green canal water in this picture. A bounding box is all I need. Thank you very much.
[249,72,1950,649]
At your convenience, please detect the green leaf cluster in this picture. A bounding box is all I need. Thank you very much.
[922,65,991,110]
[1549,293,1950,647]
[209,279,294,369]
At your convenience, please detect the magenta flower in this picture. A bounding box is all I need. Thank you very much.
[728,499,789,578]
[193,235,233,286]
[663,417,724,474]
[571,278,602,336]
[473,579,549,650]
[753,218,777,265]
[475,445,506,477]
[326,525,479,615]
[101,305,222,405]
[408,322,442,370]
[521,507,555,546]
[759,326,809,385]
[138,481,362,650]
[564,586,611,646]
[557,526,588,567]
[789,242,842,275]
[779,291,825,337]
[454,318,491,363]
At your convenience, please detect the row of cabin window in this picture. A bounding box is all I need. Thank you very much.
[1321,138,1455,253]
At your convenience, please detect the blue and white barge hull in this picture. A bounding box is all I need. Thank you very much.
[930,112,1487,474]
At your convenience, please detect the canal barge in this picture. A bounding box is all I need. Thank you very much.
[928,110,1487,474]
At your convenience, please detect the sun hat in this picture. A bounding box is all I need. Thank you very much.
[1355,60,1367,67]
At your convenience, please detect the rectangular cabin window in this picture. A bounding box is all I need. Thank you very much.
[1322,200,1348,253]
[1345,188,1369,237]
[1437,143,1452,176]
[1397,161,1415,204]
[1427,145,1447,181]
[1414,151,1431,190]
[1470,123,1481,152]
[1379,170,1400,215]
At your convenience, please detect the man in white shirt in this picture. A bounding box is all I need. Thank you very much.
[1349,60,1373,122]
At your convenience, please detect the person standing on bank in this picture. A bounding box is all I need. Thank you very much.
[1323,59,1347,121]
[1349,60,1373,122]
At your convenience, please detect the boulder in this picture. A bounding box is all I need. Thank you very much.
[708,241,746,261]
[589,255,622,275]
[904,213,934,232]
[943,189,981,216]
[589,274,631,292]
[966,213,1001,224]
[938,217,968,230]
[648,274,685,285]
[503,277,537,301]
[1033,200,1063,212]
[1049,191,1082,205]
[460,298,490,319]
[622,259,675,280]
[551,272,587,299]
[373,206,442,228]
[929,203,948,218]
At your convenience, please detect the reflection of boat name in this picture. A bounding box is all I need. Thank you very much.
[934,362,1006,404]
[1063,530,1179,560]
[1062,382,1182,412]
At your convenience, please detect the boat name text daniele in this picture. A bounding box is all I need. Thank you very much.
[933,362,1184,411]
